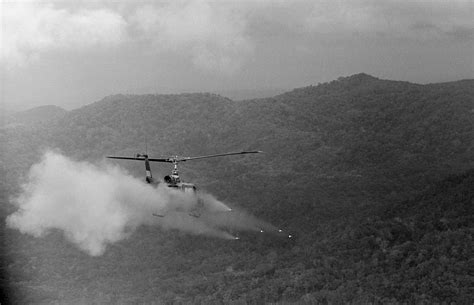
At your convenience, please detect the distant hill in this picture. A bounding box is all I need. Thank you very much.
[4,105,67,127]
[269,73,474,200]
[214,87,287,101]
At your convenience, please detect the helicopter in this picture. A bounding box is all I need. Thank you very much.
[107,150,262,218]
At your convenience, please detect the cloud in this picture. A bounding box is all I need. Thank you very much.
[2,0,253,73]
[130,1,253,74]
[304,0,474,41]
[1,1,127,68]
[1,0,471,72]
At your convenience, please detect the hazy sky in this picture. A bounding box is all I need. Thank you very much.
[1,0,473,110]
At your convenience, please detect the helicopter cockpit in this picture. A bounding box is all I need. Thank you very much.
[164,174,181,185]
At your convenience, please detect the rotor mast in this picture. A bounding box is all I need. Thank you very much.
[171,157,180,183]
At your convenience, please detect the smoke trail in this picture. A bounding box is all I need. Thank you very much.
[6,151,271,255]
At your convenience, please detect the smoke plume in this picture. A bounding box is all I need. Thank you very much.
[7,151,271,256]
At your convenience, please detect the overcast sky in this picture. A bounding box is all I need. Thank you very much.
[1,0,473,111]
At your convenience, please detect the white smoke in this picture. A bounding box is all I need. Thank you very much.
[6,151,271,256]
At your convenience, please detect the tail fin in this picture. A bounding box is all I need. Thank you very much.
[135,153,154,184]
[143,155,153,184]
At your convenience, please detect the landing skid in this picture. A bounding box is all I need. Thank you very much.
[152,212,201,218]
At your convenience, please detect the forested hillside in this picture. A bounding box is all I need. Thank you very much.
[3,105,67,127]
[1,74,473,303]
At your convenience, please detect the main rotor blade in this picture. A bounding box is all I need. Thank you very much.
[107,151,263,163]
[107,156,144,161]
[147,157,174,163]
[106,156,172,162]
[177,150,263,162]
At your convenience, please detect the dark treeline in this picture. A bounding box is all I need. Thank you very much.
[1,74,473,303]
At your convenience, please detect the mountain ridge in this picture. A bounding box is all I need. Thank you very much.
[14,73,473,114]
[2,73,473,303]
[3,105,67,127]
[2,73,472,213]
